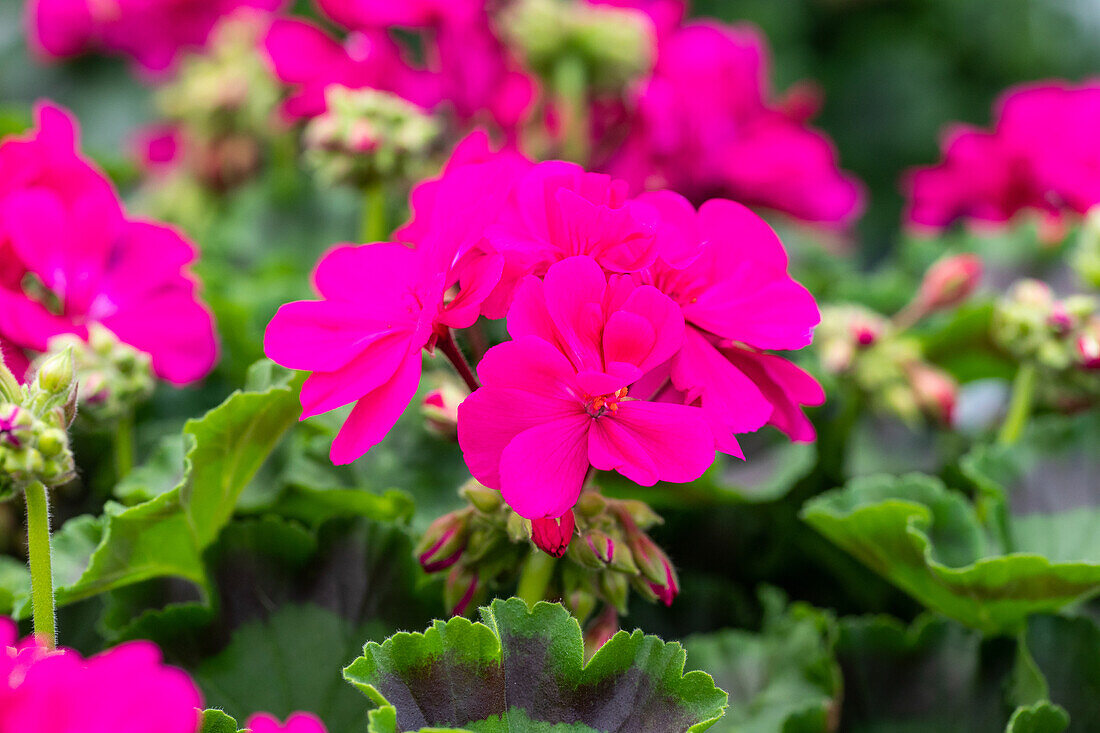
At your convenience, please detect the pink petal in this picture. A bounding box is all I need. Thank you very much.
[591,400,713,485]
[613,284,685,370]
[265,300,405,373]
[538,255,608,370]
[330,349,422,464]
[102,291,217,385]
[299,331,415,418]
[438,252,504,329]
[474,335,579,396]
[311,243,428,319]
[671,327,772,435]
[684,268,819,350]
[724,347,824,442]
[498,415,591,519]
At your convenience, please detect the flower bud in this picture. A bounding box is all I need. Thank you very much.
[583,605,619,660]
[599,569,630,615]
[461,481,504,515]
[647,559,679,607]
[564,587,598,624]
[422,381,467,440]
[416,510,470,573]
[616,500,662,530]
[916,254,983,313]
[574,490,606,518]
[34,348,75,399]
[1078,327,1100,370]
[531,510,576,558]
[567,532,605,569]
[304,86,440,189]
[906,362,958,426]
[500,0,656,94]
[444,566,480,618]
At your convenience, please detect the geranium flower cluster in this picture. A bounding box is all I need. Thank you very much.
[0,618,328,732]
[907,81,1100,232]
[592,3,864,226]
[0,103,217,385]
[29,0,284,73]
[265,134,822,533]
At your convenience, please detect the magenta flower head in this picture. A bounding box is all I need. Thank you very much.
[0,102,218,385]
[0,618,203,732]
[262,17,441,120]
[29,0,285,74]
[458,256,714,521]
[601,20,863,227]
[246,712,328,733]
[630,191,823,453]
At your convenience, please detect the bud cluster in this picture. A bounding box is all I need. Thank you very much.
[993,279,1100,404]
[0,350,77,500]
[415,481,678,620]
[303,86,440,189]
[499,0,656,93]
[817,304,957,425]
[39,326,155,425]
[154,11,279,190]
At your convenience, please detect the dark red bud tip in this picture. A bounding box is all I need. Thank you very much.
[531,510,576,558]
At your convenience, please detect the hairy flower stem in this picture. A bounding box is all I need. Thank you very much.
[115,413,134,479]
[360,180,387,244]
[516,549,557,607]
[998,363,1036,446]
[554,54,590,165]
[24,480,56,648]
[437,329,481,393]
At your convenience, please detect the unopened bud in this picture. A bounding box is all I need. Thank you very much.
[906,362,958,426]
[583,605,619,660]
[423,381,467,440]
[416,511,469,573]
[599,570,630,615]
[461,481,504,514]
[1078,329,1100,370]
[34,348,75,399]
[531,510,576,558]
[917,254,982,313]
[444,566,480,617]
[574,491,606,518]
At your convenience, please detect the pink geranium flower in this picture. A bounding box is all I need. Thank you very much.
[906,81,1100,231]
[600,21,863,227]
[246,712,327,733]
[262,18,440,120]
[479,161,662,317]
[264,149,516,463]
[29,0,284,73]
[0,103,217,384]
[0,619,203,733]
[633,191,823,453]
[458,256,714,519]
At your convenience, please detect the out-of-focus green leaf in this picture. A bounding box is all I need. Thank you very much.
[11,362,304,618]
[682,590,840,733]
[1005,703,1069,733]
[344,597,729,733]
[1024,614,1100,732]
[199,709,243,733]
[802,474,1100,634]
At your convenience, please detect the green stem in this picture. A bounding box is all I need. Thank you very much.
[516,550,556,607]
[360,181,387,243]
[115,413,134,480]
[998,363,1037,446]
[24,481,55,648]
[553,55,590,165]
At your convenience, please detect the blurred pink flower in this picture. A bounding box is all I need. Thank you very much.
[600,21,863,227]
[313,0,535,135]
[246,712,327,733]
[28,0,285,73]
[458,256,713,519]
[262,18,440,120]
[131,123,185,176]
[906,81,1100,231]
[0,618,203,733]
[632,191,823,453]
[587,0,686,40]
[0,103,218,384]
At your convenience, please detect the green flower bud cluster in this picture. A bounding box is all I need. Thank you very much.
[993,279,1100,405]
[0,350,77,500]
[303,87,440,189]
[155,11,278,191]
[416,480,677,621]
[499,0,655,93]
[39,326,155,425]
[817,304,957,425]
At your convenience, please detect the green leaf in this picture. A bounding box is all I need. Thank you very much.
[11,362,304,618]
[199,709,243,733]
[1024,614,1100,732]
[801,473,1100,634]
[1005,703,1069,733]
[682,590,840,733]
[343,597,728,733]
[192,603,375,732]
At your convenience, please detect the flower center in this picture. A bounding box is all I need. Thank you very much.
[584,387,628,418]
